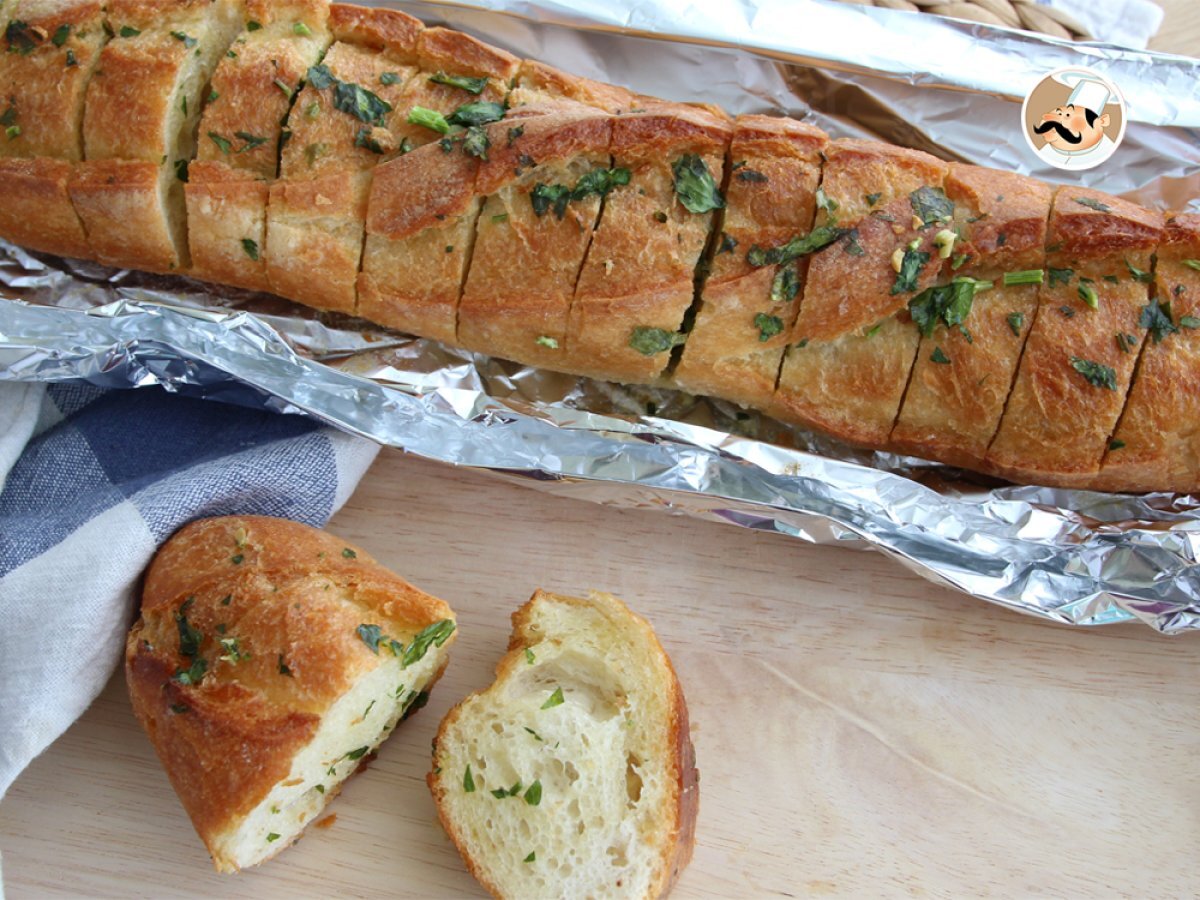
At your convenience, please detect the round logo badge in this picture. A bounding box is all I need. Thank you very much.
[1021,66,1127,172]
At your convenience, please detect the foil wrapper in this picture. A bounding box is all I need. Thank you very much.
[2,0,1200,633]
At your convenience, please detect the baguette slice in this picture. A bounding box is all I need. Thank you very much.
[430,590,697,900]
[126,515,457,873]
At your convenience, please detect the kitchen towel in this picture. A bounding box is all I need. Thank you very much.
[0,382,380,800]
[1045,0,1164,50]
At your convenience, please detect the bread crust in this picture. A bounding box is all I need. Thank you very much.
[0,0,105,161]
[428,589,697,900]
[127,515,455,871]
[510,59,642,114]
[329,2,422,54]
[184,161,271,291]
[0,157,91,258]
[673,115,828,409]
[69,159,179,271]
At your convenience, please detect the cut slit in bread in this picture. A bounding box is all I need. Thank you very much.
[125,515,458,873]
[429,589,697,900]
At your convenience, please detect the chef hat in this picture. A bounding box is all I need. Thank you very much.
[1052,70,1118,116]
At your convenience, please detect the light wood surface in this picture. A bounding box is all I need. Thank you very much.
[2,5,1199,898]
[3,449,1200,898]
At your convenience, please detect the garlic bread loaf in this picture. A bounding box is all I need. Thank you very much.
[1,0,1198,493]
[429,590,697,900]
[125,515,457,872]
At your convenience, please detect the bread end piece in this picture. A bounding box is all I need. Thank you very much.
[126,515,457,873]
[429,589,697,900]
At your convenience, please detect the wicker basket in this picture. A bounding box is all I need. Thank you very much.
[830,0,1096,40]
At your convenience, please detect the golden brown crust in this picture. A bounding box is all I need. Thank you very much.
[0,0,105,161]
[674,115,828,409]
[985,190,1165,485]
[457,111,613,368]
[0,157,91,259]
[127,515,455,866]
[510,59,641,114]
[888,167,1053,468]
[1093,214,1200,492]
[329,2,422,56]
[416,25,519,82]
[68,159,178,271]
[184,161,270,291]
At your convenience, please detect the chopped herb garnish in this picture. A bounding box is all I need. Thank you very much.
[447,100,506,127]
[430,71,488,94]
[402,619,456,668]
[1181,259,1200,272]
[174,159,189,182]
[66,49,77,67]
[524,852,536,863]
[996,232,1007,247]
[307,64,335,90]
[843,229,865,257]
[171,31,198,49]
[356,623,384,653]
[755,313,784,342]
[315,784,325,794]
[293,22,312,37]
[530,183,571,220]
[380,72,401,86]
[507,125,524,146]
[671,154,724,214]
[950,253,969,271]
[278,654,293,677]
[208,132,233,154]
[218,636,250,664]
[737,168,768,183]
[5,125,19,140]
[492,213,509,224]
[401,689,429,719]
[175,598,203,658]
[118,25,141,38]
[1116,332,1137,354]
[172,657,207,686]
[1125,258,1153,283]
[333,80,390,124]
[221,594,232,606]
[354,127,386,154]
[345,746,369,761]
[815,187,838,218]
[629,326,686,356]
[541,686,565,709]
[169,703,190,714]
[930,347,951,365]
[305,142,327,165]
[718,232,737,254]
[1007,311,1024,336]
[266,833,280,843]
[1059,305,1076,318]
[463,764,476,792]
[524,780,542,806]
[1071,357,1117,390]
[1139,300,1178,343]
[770,268,799,305]
[1109,439,1126,451]
[1048,267,1073,287]
[1003,269,1044,287]
[247,20,262,31]
[1074,196,1111,213]
[407,105,449,134]
[1103,275,1119,284]
[653,210,668,223]
[52,24,71,47]
[907,278,987,337]
[1181,315,1200,329]
[534,335,558,349]
[1078,284,1099,309]
[746,225,845,268]
[0,105,15,128]
[865,192,881,207]
[461,125,490,160]
[241,238,259,260]
[891,247,931,296]
[274,78,293,97]
[910,185,954,226]
[524,726,544,742]
[525,648,536,664]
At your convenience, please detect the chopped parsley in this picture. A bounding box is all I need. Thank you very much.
[1181,315,1200,329]
[461,125,490,160]
[770,268,799,305]
[208,132,233,154]
[0,105,15,128]
[354,127,386,153]
[247,20,262,31]
[380,72,401,86]
[746,225,845,268]
[755,313,784,342]
[865,192,881,207]
[293,22,313,37]
[718,233,737,254]
[737,168,768,183]
[430,71,488,94]
[1078,284,1099,309]
[907,278,988,337]
[1109,439,1126,451]
[241,238,259,260]
[1182,259,1200,272]
[1048,267,1074,287]
[524,780,542,806]
[66,49,77,67]
[891,247,930,296]
[671,154,724,214]
[628,326,686,356]
[490,780,523,799]
[524,726,544,742]
[1125,259,1153,283]
[524,852,536,863]
[170,31,197,49]
[345,746,369,761]
[1070,357,1117,390]
[266,833,280,843]
[1074,196,1112,213]
[1139,300,1179,343]
[447,101,506,127]
[307,64,335,90]
[5,125,19,140]
[274,78,293,97]
[535,335,557,349]
[1007,311,1024,336]
[507,125,524,146]
[843,229,865,257]
[218,636,250,664]
[231,553,244,565]
[525,648,536,664]
[118,25,141,39]
[356,624,385,653]
[169,703,190,715]
[1002,269,1044,287]
[333,80,391,125]
[278,654,293,677]
[175,598,203,658]
[930,346,951,365]
[1116,332,1137,354]
[541,686,565,709]
[52,24,71,47]
[464,764,476,792]
[402,619,456,668]
[531,169,630,220]
[815,187,838,217]
[909,186,954,226]
[172,657,207,686]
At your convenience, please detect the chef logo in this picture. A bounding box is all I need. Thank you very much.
[1021,67,1126,171]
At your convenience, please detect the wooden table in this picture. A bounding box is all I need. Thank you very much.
[3,5,1200,898]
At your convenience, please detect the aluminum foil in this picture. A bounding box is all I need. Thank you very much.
[3,0,1200,633]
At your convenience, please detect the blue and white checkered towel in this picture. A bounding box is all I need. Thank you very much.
[0,382,379,799]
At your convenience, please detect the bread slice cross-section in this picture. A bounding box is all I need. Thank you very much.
[125,515,457,873]
[429,589,697,900]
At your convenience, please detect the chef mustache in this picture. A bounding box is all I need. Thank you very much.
[1033,120,1084,144]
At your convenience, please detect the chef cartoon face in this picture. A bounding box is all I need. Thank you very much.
[1022,68,1125,171]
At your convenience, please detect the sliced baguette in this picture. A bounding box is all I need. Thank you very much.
[429,589,697,900]
[125,514,458,873]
